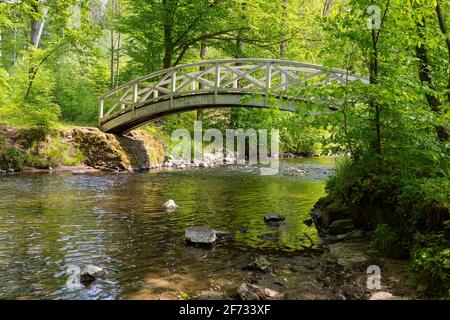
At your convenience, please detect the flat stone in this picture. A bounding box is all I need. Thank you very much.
[237,283,283,300]
[327,243,371,271]
[336,229,365,241]
[185,226,217,244]
[369,292,406,300]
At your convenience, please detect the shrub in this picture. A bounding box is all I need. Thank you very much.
[374,224,409,259]
[0,146,26,171]
[408,231,450,298]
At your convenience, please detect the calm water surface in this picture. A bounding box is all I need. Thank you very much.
[0,157,336,299]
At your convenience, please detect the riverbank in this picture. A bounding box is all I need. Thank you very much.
[0,126,438,300]
[0,125,167,173]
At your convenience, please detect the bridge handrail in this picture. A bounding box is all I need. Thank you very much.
[99,58,369,125]
[99,58,368,100]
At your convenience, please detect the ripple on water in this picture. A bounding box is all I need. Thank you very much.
[0,157,335,299]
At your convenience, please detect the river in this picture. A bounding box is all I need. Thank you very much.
[0,157,336,299]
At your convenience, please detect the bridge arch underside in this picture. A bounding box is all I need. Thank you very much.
[100,93,298,134]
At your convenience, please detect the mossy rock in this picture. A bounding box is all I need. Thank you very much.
[322,200,352,228]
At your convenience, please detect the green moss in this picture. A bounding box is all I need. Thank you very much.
[25,134,86,168]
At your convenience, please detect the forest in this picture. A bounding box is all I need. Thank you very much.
[0,0,449,299]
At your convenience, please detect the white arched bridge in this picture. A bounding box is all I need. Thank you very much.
[99,59,368,133]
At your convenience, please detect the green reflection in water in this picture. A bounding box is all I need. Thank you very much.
[0,157,335,299]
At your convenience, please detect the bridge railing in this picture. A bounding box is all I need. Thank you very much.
[99,59,368,125]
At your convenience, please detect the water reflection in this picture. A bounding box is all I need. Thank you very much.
[0,157,335,299]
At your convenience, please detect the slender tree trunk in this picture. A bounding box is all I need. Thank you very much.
[0,30,2,64]
[370,27,382,157]
[12,28,16,66]
[415,19,441,113]
[30,19,40,48]
[115,1,121,86]
[322,0,334,17]
[197,41,207,121]
[435,0,450,103]
[162,18,173,68]
[231,2,247,127]
[280,0,288,58]
[110,0,115,88]
[35,8,48,48]
[413,4,450,140]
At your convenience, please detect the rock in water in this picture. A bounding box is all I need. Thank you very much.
[163,199,178,211]
[80,265,106,283]
[214,230,233,240]
[264,214,285,223]
[237,283,283,300]
[185,226,217,244]
[245,256,271,273]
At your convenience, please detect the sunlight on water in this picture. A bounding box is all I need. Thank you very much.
[0,157,336,299]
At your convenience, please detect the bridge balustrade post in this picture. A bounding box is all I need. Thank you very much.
[214,63,221,103]
[265,62,272,107]
[133,83,138,117]
[170,70,176,108]
[99,99,104,126]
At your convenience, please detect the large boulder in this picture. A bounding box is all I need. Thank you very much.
[322,200,352,227]
[71,127,166,172]
[309,195,354,235]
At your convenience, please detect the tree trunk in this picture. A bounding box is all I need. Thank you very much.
[413,5,450,140]
[197,41,207,121]
[30,19,40,47]
[0,30,2,63]
[12,28,17,66]
[415,20,441,113]
[115,1,121,86]
[370,27,382,157]
[322,0,334,17]
[163,18,173,69]
[110,0,115,88]
[280,0,288,58]
[435,0,450,103]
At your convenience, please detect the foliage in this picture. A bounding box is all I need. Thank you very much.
[0,134,26,171]
[374,224,409,259]
[408,231,450,297]
[0,0,449,298]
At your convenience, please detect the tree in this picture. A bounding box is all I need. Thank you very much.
[119,0,241,73]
